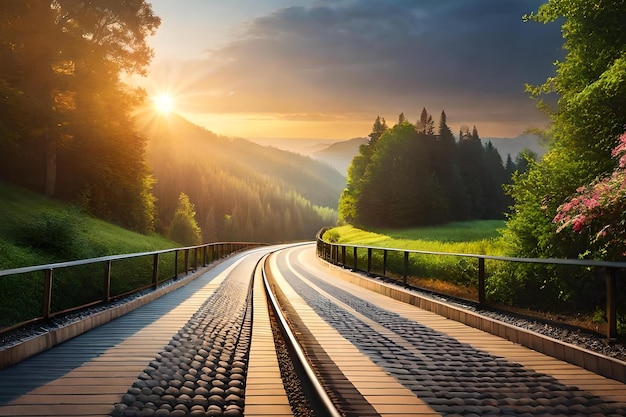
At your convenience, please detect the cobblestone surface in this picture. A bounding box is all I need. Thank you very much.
[109,268,254,417]
[282,263,626,417]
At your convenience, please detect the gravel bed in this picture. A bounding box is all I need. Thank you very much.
[268,304,317,417]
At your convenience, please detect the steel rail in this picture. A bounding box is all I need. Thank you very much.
[261,252,343,417]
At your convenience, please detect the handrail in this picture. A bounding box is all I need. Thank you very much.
[0,242,264,277]
[315,229,625,339]
[0,241,267,335]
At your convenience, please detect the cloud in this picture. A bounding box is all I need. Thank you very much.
[174,0,563,134]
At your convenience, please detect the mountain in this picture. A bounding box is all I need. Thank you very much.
[310,134,547,176]
[484,134,547,161]
[136,112,345,243]
[247,137,340,156]
[313,137,368,175]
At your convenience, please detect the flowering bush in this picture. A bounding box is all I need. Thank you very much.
[553,132,626,259]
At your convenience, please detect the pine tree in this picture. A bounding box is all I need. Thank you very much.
[368,116,388,147]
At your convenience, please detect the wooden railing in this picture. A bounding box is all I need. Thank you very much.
[316,230,626,339]
[0,242,265,335]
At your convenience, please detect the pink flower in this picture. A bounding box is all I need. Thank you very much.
[571,215,586,232]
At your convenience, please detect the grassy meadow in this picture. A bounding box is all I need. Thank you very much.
[323,221,508,302]
[325,220,506,255]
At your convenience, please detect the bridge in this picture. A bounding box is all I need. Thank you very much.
[1,242,626,416]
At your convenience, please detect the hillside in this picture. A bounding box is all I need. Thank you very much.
[137,112,344,243]
[0,182,177,269]
[313,137,368,175]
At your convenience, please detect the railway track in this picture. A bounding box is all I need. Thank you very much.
[1,243,626,416]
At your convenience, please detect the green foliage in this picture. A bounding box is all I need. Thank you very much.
[325,223,504,255]
[0,181,176,268]
[169,193,202,246]
[507,0,626,257]
[339,111,509,228]
[0,181,178,329]
[0,0,160,232]
[17,209,85,259]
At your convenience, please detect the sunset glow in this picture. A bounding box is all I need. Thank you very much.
[139,0,562,139]
[153,93,174,114]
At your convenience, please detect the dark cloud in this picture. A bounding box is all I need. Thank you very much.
[180,0,563,134]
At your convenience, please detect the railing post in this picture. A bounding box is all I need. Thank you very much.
[193,247,198,271]
[382,250,388,278]
[152,253,159,289]
[478,257,485,305]
[403,251,409,287]
[367,248,372,274]
[103,261,112,303]
[353,247,358,270]
[174,250,179,279]
[606,267,618,339]
[203,246,208,266]
[342,246,346,266]
[184,249,189,274]
[43,269,53,320]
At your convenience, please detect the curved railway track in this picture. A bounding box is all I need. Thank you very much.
[1,243,626,416]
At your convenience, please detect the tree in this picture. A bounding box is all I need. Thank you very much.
[0,1,160,232]
[368,115,388,147]
[554,132,626,261]
[506,0,626,260]
[339,116,388,223]
[398,112,407,125]
[169,193,202,245]
[347,122,450,227]
[416,107,434,135]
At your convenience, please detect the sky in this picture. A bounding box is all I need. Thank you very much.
[134,0,564,140]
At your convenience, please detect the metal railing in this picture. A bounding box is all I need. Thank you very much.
[316,230,626,339]
[0,242,265,335]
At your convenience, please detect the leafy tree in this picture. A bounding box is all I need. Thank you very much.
[339,116,388,223]
[506,0,626,261]
[554,132,626,261]
[169,193,202,246]
[340,110,510,228]
[0,0,160,232]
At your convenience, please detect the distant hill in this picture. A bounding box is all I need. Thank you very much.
[484,134,547,161]
[313,137,368,175]
[136,112,345,243]
[309,134,547,175]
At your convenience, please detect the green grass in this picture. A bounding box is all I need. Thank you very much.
[0,181,177,269]
[0,181,180,328]
[323,221,507,301]
[326,220,506,256]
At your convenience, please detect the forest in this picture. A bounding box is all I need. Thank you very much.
[138,112,342,243]
[339,109,526,228]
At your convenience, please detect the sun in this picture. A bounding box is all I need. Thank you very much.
[152,93,175,114]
